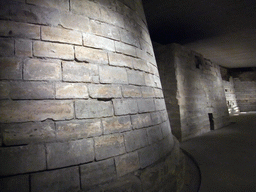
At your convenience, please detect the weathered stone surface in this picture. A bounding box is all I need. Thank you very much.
[75,100,113,118]
[0,100,74,123]
[46,138,94,169]
[115,152,140,177]
[133,59,149,72]
[102,116,132,134]
[95,134,126,160]
[151,111,162,125]
[27,0,69,11]
[10,81,54,99]
[99,66,128,84]
[108,53,133,68]
[131,113,152,129]
[127,69,145,85]
[154,75,162,88]
[71,0,101,20]
[100,7,125,28]
[0,144,46,176]
[31,167,80,192]
[0,175,29,192]
[0,57,22,80]
[56,83,88,99]
[24,59,61,81]
[161,121,172,138]
[147,125,163,144]
[137,98,156,113]
[115,41,136,57]
[0,38,14,57]
[141,87,155,98]
[155,99,166,111]
[124,129,148,152]
[0,81,10,99]
[122,85,142,98]
[33,41,74,60]
[0,20,40,39]
[120,29,140,47]
[83,33,115,51]
[2,120,55,146]
[62,61,98,83]
[15,39,32,57]
[138,143,160,169]
[80,159,116,190]
[154,88,164,98]
[75,46,108,64]
[90,20,120,40]
[56,119,102,140]
[113,99,138,115]
[89,84,122,98]
[144,73,156,87]
[41,26,82,45]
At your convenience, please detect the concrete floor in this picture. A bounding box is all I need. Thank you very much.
[181,112,256,192]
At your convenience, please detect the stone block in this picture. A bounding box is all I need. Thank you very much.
[108,53,133,68]
[24,59,61,80]
[138,144,160,168]
[75,100,113,118]
[115,41,136,57]
[147,125,163,144]
[100,7,125,28]
[46,138,94,169]
[56,119,102,140]
[56,83,88,99]
[0,100,74,123]
[0,144,46,176]
[124,129,148,152]
[10,81,54,99]
[0,20,40,39]
[115,152,140,177]
[62,61,98,83]
[155,99,166,111]
[2,120,55,146]
[0,81,10,99]
[31,167,80,192]
[0,57,22,80]
[0,38,14,57]
[127,69,145,85]
[26,0,69,11]
[90,20,120,40]
[131,113,152,129]
[15,39,32,57]
[33,41,74,60]
[141,87,155,98]
[102,116,132,134]
[137,98,156,113]
[151,111,162,125]
[122,85,142,98]
[88,84,122,98]
[95,134,125,160]
[83,33,115,51]
[0,175,29,192]
[113,99,138,115]
[154,88,164,98]
[41,26,82,45]
[80,159,116,190]
[160,110,169,122]
[161,121,172,138]
[75,46,108,64]
[133,59,149,72]
[71,0,101,20]
[120,29,140,47]
[154,75,162,88]
[144,73,155,87]
[99,65,128,84]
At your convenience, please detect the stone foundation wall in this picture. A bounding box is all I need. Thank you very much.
[0,0,180,191]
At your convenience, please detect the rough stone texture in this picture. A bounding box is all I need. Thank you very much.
[0,144,46,176]
[113,99,138,115]
[115,41,136,57]
[131,113,152,129]
[99,65,128,84]
[89,84,122,98]
[2,120,55,146]
[141,87,155,98]
[15,39,32,57]
[122,85,142,98]
[31,167,80,192]
[127,69,145,85]
[102,115,132,134]
[75,46,108,64]
[0,38,14,57]
[26,0,69,11]
[147,125,163,144]
[56,83,88,99]
[46,138,94,169]
[137,98,156,113]
[0,175,29,192]
[0,57,22,80]
[95,134,126,160]
[90,20,120,40]
[75,100,113,118]
[108,53,133,68]
[0,81,10,99]
[83,33,115,51]
[138,143,160,169]
[124,129,148,152]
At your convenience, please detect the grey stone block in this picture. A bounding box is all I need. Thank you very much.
[141,87,155,98]
[75,100,113,119]
[124,129,148,152]
[2,120,55,146]
[127,69,145,86]
[15,39,32,57]
[147,125,163,144]
[100,6,125,28]
[0,57,22,80]
[161,121,172,138]
[46,138,94,169]
[155,99,166,111]
[138,143,160,168]
[108,52,134,68]
[115,152,140,177]
[99,65,128,84]
[83,33,115,51]
[56,83,88,99]
[90,20,120,40]
[0,38,14,57]
[133,58,149,72]
[95,134,125,160]
[151,111,162,125]
[31,167,80,192]
[80,158,116,190]
[56,119,102,140]
[71,0,101,20]
[0,174,29,192]
[0,144,46,176]
[115,41,136,57]
[137,98,156,113]
[113,99,138,115]
[120,29,140,47]
[131,113,152,129]
[89,84,122,98]
[26,0,69,11]
[102,115,132,134]
[0,81,10,99]
[122,85,142,98]
[75,46,108,64]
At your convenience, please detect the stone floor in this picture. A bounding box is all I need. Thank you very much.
[181,112,256,192]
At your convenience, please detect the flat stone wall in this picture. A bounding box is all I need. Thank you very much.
[155,43,230,141]
[0,0,184,191]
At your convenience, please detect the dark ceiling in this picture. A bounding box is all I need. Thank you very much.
[142,0,256,68]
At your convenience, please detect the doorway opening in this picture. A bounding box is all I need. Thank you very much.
[208,113,214,130]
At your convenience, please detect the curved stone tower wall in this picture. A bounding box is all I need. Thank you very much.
[0,0,181,191]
